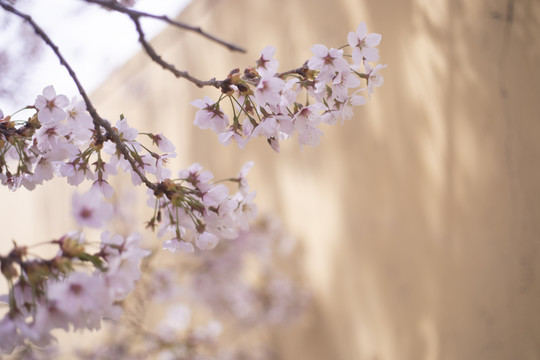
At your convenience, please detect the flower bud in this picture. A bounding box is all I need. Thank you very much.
[1,259,18,280]
[23,260,50,287]
[58,234,86,258]
[51,256,73,275]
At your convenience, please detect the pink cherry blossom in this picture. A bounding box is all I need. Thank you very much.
[347,22,382,64]
[34,85,69,124]
[254,72,285,107]
[0,318,23,353]
[196,231,219,250]
[365,63,387,95]
[115,117,140,150]
[152,133,175,153]
[191,96,229,134]
[33,120,70,152]
[60,156,94,186]
[203,183,229,208]
[237,161,254,193]
[47,272,111,330]
[163,238,195,253]
[308,44,349,82]
[329,68,362,101]
[72,189,113,228]
[65,97,93,142]
[105,233,151,300]
[251,116,279,139]
[218,127,249,149]
[92,178,115,198]
[256,45,279,75]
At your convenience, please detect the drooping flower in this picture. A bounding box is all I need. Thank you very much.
[191,96,229,134]
[364,63,387,96]
[196,232,219,250]
[163,238,195,253]
[152,133,175,153]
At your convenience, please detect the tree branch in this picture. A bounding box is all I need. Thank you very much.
[83,0,246,53]
[130,15,225,89]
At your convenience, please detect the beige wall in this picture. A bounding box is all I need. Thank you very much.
[3,0,538,358]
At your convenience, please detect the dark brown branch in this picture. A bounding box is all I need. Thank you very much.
[0,0,156,190]
[131,14,310,91]
[131,15,225,89]
[83,0,245,53]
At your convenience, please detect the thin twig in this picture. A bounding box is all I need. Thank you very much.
[131,15,224,89]
[132,15,310,91]
[277,61,310,79]
[0,0,156,190]
[83,0,246,53]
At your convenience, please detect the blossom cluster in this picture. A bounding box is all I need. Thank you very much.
[0,20,382,358]
[0,86,93,191]
[0,86,261,354]
[0,230,150,353]
[0,86,257,253]
[191,22,386,151]
[0,85,174,194]
[74,216,308,360]
[150,161,258,254]
[188,215,309,327]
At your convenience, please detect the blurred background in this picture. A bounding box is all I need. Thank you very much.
[2,0,540,359]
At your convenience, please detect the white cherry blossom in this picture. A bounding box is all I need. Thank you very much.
[34,85,69,124]
[347,22,382,63]
[72,189,113,228]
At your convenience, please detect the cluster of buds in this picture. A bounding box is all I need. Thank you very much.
[191,22,386,151]
[0,231,150,353]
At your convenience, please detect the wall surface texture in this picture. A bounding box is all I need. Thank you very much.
[3,0,539,359]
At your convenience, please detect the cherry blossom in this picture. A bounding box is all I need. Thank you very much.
[190,25,385,151]
[34,85,69,124]
[347,22,382,64]
[365,62,388,95]
[254,72,285,107]
[191,96,229,133]
[150,133,176,153]
[65,97,93,142]
[33,120,70,152]
[256,45,279,74]
[72,189,113,228]
[308,44,349,82]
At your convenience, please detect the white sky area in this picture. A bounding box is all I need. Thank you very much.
[0,0,191,113]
